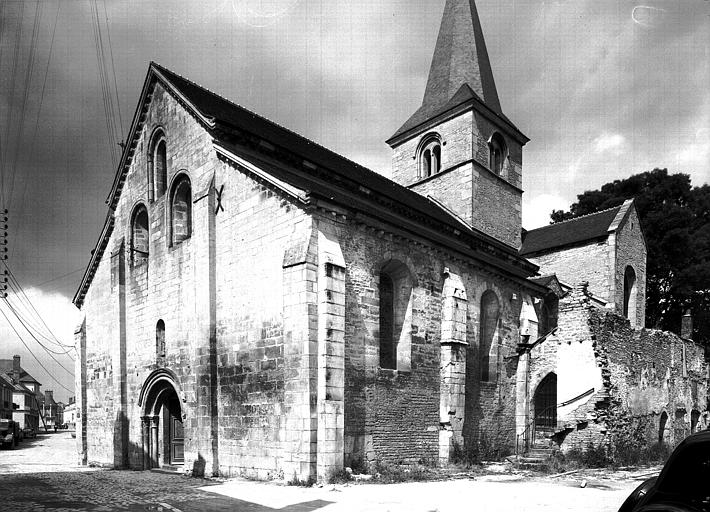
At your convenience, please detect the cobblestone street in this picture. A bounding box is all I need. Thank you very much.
[1,431,647,511]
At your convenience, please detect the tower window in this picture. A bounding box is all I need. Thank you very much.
[130,204,149,265]
[170,174,192,246]
[418,135,442,179]
[488,132,507,175]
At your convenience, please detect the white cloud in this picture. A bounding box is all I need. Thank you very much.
[594,133,626,154]
[523,194,571,231]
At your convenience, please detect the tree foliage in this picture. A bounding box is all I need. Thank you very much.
[550,169,710,343]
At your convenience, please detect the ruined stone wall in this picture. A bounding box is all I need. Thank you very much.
[592,311,708,450]
[527,286,708,454]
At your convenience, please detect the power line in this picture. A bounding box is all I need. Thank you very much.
[11,1,60,262]
[0,305,73,395]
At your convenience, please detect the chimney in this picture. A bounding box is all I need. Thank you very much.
[681,310,693,340]
[45,389,54,404]
[12,355,20,383]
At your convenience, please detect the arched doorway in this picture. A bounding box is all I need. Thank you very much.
[139,369,184,469]
[533,373,557,440]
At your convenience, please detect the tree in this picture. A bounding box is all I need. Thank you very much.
[550,169,710,344]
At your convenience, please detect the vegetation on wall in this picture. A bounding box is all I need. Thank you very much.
[550,169,710,344]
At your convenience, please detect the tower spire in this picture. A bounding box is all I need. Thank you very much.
[391,0,502,139]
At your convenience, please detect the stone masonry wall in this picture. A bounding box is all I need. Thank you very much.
[390,107,523,249]
[612,207,646,327]
[529,241,613,304]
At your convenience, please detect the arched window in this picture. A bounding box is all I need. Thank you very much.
[131,204,149,265]
[488,132,507,175]
[378,260,414,371]
[480,290,500,382]
[623,266,637,324]
[170,175,192,246]
[156,320,166,358]
[418,135,442,179]
[148,130,168,200]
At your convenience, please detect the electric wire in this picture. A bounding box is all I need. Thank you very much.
[101,0,123,139]
[7,0,43,211]
[2,260,73,350]
[1,0,25,209]
[0,306,74,394]
[10,2,60,262]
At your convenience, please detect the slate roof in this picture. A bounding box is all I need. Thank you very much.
[0,360,40,385]
[389,0,523,142]
[520,206,624,256]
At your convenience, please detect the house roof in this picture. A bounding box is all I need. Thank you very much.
[75,61,543,306]
[0,372,36,395]
[0,360,41,386]
[388,0,525,143]
[520,200,633,256]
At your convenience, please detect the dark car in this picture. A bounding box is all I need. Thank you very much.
[0,419,19,448]
[619,429,710,512]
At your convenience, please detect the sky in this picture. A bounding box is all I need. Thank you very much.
[0,0,708,403]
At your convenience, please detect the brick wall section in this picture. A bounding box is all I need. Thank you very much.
[390,107,523,248]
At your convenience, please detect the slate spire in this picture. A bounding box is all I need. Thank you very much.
[390,0,502,140]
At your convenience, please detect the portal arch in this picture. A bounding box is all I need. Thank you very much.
[138,369,185,469]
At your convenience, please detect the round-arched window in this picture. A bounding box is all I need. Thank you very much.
[131,204,149,265]
[170,175,192,246]
[418,135,442,179]
[488,132,507,175]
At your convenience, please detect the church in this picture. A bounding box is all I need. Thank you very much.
[73,0,708,481]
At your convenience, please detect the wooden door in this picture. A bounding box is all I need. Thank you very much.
[534,373,557,431]
[168,399,184,464]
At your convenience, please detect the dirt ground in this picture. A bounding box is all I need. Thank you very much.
[0,431,653,511]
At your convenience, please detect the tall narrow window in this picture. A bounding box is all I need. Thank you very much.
[623,266,637,324]
[131,204,149,265]
[379,274,395,369]
[170,175,192,246]
[480,290,500,382]
[488,132,507,175]
[148,130,167,200]
[155,139,167,196]
[378,260,414,371]
[156,320,166,358]
[418,134,442,179]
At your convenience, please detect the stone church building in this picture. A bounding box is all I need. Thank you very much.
[73,0,708,481]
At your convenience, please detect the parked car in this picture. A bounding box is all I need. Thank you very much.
[22,426,36,439]
[619,429,710,512]
[0,419,19,449]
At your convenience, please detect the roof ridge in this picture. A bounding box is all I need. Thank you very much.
[526,203,623,233]
[151,62,377,177]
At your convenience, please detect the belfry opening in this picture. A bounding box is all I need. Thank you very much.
[139,370,184,469]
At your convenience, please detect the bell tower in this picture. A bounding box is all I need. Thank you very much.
[386,0,528,249]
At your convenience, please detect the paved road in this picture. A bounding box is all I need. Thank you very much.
[0,431,644,511]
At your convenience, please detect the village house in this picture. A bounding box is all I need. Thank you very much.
[0,356,41,434]
[73,0,708,481]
